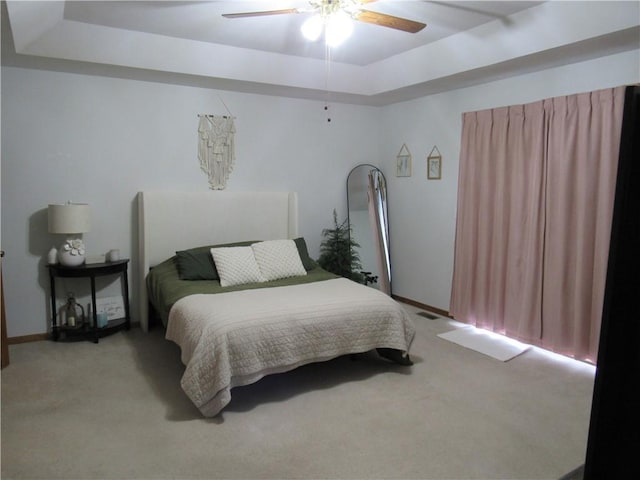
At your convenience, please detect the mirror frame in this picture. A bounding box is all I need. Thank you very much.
[346,164,391,293]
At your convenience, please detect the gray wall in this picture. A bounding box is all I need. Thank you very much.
[2,49,639,338]
[1,68,380,337]
[382,50,639,312]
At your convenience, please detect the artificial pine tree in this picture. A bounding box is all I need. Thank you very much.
[318,209,364,283]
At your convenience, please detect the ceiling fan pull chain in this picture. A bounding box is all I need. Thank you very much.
[325,44,332,122]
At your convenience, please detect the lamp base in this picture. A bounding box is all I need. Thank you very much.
[58,250,85,267]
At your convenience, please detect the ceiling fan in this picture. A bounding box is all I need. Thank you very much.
[222,1,427,36]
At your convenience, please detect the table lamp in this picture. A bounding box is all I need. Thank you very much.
[48,202,91,267]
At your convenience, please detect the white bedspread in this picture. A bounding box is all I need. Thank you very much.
[166,278,416,417]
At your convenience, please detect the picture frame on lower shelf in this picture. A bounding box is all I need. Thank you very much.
[95,296,125,321]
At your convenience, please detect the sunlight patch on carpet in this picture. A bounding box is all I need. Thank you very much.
[437,327,530,361]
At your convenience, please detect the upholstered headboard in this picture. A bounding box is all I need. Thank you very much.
[137,191,299,332]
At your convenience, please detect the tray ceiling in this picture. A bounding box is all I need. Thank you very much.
[3,1,639,105]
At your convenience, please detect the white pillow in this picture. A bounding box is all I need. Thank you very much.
[251,239,307,281]
[210,246,266,287]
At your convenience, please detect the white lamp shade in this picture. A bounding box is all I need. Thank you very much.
[48,203,91,234]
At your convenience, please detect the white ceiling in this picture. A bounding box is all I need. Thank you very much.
[3,1,639,105]
[60,1,545,66]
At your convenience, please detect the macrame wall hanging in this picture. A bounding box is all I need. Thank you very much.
[197,114,236,190]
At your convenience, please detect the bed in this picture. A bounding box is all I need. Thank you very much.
[137,191,415,417]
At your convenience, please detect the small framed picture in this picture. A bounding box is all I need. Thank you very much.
[95,296,125,321]
[396,144,412,177]
[427,147,442,180]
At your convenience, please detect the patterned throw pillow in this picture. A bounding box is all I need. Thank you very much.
[210,246,266,287]
[251,239,307,281]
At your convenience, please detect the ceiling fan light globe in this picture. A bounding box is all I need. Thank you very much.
[325,11,353,47]
[301,15,323,41]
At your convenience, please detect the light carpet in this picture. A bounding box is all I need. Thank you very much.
[438,326,530,361]
[1,304,593,479]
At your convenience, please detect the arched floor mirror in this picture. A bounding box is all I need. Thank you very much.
[347,164,391,294]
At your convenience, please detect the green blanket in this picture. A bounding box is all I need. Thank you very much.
[147,256,339,325]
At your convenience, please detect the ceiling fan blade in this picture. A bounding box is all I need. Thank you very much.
[222,9,301,19]
[354,10,426,33]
